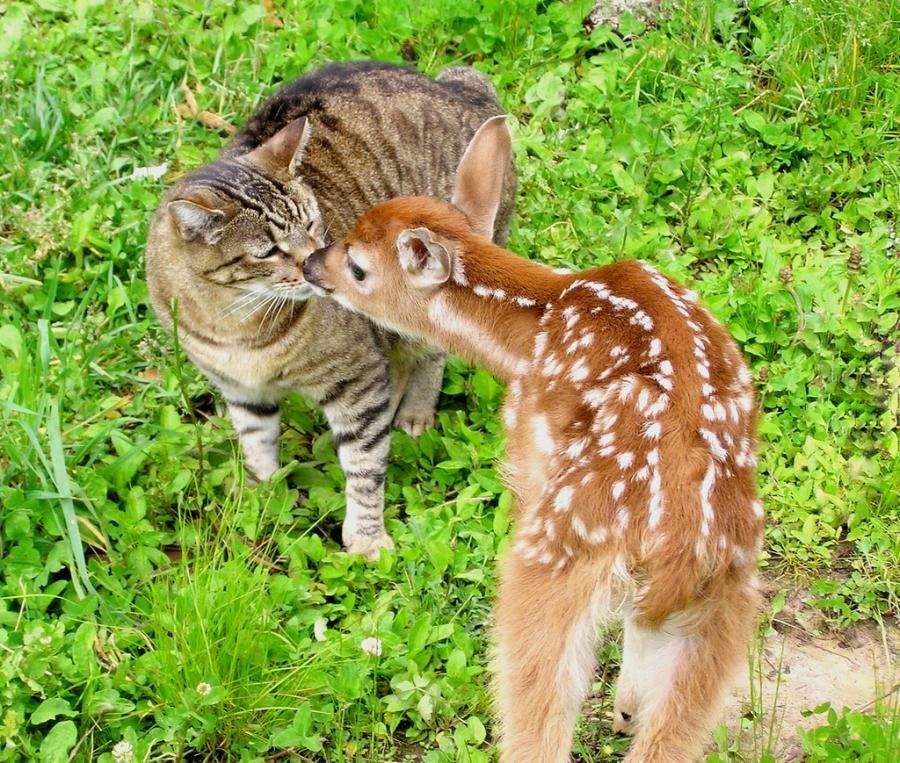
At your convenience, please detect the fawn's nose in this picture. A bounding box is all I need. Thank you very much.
[302,246,333,291]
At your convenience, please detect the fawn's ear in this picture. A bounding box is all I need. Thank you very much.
[168,189,237,243]
[452,114,511,240]
[249,117,311,177]
[396,227,451,286]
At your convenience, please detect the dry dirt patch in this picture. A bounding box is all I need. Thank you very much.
[724,576,899,759]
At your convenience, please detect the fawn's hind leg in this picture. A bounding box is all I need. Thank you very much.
[613,611,683,736]
[494,550,612,763]
[623,575,760,763]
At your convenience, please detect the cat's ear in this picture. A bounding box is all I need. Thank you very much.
[452,114,511,240]
[168,199,227,243]
[252,117,311,177]
[396,227,451,286]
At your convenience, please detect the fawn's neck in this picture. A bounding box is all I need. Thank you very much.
[424,239,566,380]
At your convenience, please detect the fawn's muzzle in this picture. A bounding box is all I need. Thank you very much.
[302,246,333,292]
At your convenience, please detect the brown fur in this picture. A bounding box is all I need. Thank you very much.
[304,123,764,761]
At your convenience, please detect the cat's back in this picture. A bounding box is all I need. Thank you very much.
[225,61,501,154]
[222,61,515,239]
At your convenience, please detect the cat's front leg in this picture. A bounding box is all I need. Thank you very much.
[392,348,446,438]
[224,396,282,482]
[320,372,395,560]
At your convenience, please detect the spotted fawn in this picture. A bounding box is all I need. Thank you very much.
[303,116,764,763]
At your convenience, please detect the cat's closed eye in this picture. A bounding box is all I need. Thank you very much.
[255,245,280,259]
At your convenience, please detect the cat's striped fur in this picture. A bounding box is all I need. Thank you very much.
[145,61,516,558]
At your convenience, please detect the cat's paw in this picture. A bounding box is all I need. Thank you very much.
[345,530,395,561]
[393,409,434,439]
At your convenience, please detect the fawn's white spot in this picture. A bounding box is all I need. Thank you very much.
[563,306,581,329]
[699,460,717,535]
[584,387,611,409]
[569,357,589,382]
[589,526,609,544]
[572,515,589,541]
[532,415,555,455]
[554,485,575,514]
[642,421,662,440]
[699,428,728,461]
[645,394,669,417]
[648,487,664,529]
[566,438,588,460]
[596,412,619,432]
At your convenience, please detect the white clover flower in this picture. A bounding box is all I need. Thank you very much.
[360,637,383,657]
[129,163,169,181]
[111,740,134,763]
[313,618,328,642]
[195,681,212,696]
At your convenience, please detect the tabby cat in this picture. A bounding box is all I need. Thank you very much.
[145,61,516,559]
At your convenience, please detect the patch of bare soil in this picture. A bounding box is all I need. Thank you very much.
[723,575,899,760]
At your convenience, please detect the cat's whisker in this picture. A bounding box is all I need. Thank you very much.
[243,293,278,323]
[223,290,267,316]
[257,294,287,337]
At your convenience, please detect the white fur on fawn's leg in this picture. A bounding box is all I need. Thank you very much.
[614,613,684,736]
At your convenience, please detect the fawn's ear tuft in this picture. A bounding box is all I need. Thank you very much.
[397,227,451,286]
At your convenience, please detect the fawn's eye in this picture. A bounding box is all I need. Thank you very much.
[348,259,366,282]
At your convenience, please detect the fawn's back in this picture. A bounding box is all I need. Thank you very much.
[504,258,763,624]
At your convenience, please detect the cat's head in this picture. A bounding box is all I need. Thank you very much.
[161,117,324,302]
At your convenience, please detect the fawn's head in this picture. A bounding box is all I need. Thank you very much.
[303,115,511,327]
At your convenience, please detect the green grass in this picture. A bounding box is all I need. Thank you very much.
[1,0,898,760]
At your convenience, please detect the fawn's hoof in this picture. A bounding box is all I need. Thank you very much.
[612,709,637,736]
